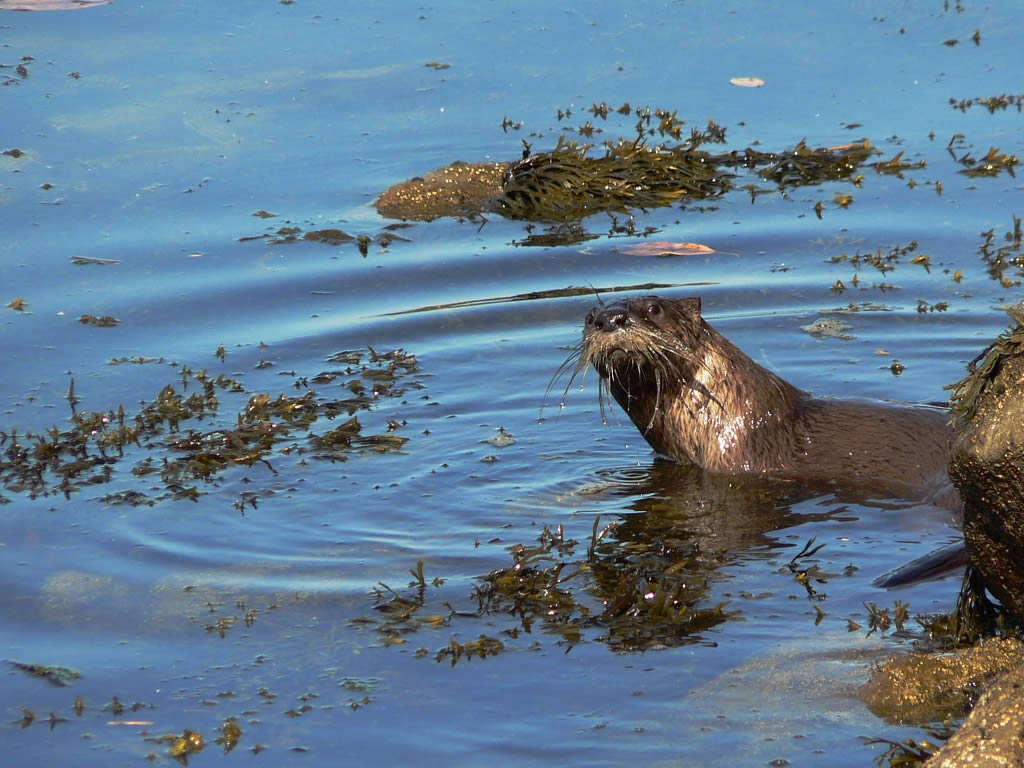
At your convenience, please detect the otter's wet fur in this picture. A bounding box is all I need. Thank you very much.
[560,295,954,499]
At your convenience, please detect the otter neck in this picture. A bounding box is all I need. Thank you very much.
[610,320,806,472]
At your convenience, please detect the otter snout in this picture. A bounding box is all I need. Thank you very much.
[587,306,630,333]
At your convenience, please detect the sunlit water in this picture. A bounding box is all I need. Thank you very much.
[2,1,1022,765]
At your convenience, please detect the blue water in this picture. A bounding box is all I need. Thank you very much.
[2,1,1022,765]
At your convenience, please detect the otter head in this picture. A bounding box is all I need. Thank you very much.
[581,296,709,438]
[556,294,802,471]
[582,295,705,381]
[551,296,712,461]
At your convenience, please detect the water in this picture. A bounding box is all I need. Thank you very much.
[2,1,1022,765]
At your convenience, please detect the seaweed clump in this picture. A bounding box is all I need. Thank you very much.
[497,129,732,221]
[374,104,877,224]
[948,301,1024,422]
[357,513,732,656]
[950,92,1024,113]
[975,214,1023,287]
[0,348,424,506]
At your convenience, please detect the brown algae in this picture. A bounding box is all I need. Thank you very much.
[0,348,425,505]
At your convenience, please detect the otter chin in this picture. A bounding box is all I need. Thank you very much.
[561,295,955,500]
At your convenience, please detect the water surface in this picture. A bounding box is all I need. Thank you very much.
[2,1,1022,765]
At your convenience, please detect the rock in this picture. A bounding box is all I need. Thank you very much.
[948,304,1024,622]
[926,662,1024,767]
[861,637,1024,726]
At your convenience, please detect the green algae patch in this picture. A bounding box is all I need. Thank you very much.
[0,347,427,505]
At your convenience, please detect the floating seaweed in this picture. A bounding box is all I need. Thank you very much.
[375,105,876,224]
[956,146,1019,178]
[6,660,81,687]
[0,348,426,505]
[949,92,1024,113]
[497,132,732,221]
[78,313,119,327]
[974,215,1023,287]
[358,509,736,655]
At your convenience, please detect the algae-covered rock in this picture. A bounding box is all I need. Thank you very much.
[862,306,1024,767]
[860,636,1024,725]
[374,115,874,223]
[948,304,1024,622]
[374,161,508,221]
[925,661,1024,767]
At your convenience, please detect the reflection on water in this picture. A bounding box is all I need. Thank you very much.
[1,0,1021,765]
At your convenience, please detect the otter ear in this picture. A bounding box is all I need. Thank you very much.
[678,297,702,320]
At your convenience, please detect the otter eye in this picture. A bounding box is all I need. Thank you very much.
[645,302,662,317]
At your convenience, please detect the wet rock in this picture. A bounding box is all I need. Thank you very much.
[925,661,1024,767]
[374,161,507,221]
[948,304,1024,622]
[861,307,1024,767]
[865,305,1024,767]
[860,636,1024,725]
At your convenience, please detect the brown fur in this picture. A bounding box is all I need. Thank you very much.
[561,295,953,498]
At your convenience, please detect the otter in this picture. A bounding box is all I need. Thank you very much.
[562,295,955,502]
[562,295,1024,762]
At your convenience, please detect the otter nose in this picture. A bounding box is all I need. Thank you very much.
[591,307,629,332]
